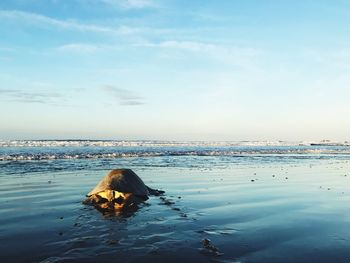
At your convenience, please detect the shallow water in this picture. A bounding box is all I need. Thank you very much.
[2,143,350,262]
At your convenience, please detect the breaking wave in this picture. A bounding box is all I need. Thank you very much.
[1,140,350,161]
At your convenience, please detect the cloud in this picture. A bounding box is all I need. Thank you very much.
[56,42,131,53]
[0,88,64,104]
[137,40,261,68]
[101,85,145,106]
[57,43,102,53]
[0,10,133,35]
[139,40,258,54]
[102,0,156,9]
[138,40,209,51]
[117,25,142,35]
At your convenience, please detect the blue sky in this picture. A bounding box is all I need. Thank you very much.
[1,0,350,140]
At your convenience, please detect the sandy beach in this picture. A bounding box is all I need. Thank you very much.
[1,143,350,262]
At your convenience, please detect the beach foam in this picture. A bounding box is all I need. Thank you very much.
[1,140,350,162]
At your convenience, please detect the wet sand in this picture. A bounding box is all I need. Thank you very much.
[1,159,350,262]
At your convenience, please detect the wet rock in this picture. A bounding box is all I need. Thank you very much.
[163,200,175,205]
[159,196,175,205]
[107,239,118,245]
[201,238,222,256]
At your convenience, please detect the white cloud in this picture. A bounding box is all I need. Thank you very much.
[57,43,102,53]
[140,40,258,54]
[117,25,141,35]
[56,42,126,53]
[142,40,216,51]
[137,40,261,68]
[102,0,156,9]
[0,10,132,35]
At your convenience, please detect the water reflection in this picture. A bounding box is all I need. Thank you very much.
[84,195,145,218]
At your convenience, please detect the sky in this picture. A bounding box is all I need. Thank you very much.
[1,0,350,141]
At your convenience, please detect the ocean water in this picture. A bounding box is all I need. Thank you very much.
[1,141,350,262]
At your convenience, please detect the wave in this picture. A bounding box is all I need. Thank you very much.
[2,139,350,148]
[1,148,350,161]
[0,140,311,148]
[1,140,350,162]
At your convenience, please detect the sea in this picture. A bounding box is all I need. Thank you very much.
[1,140,350,262]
